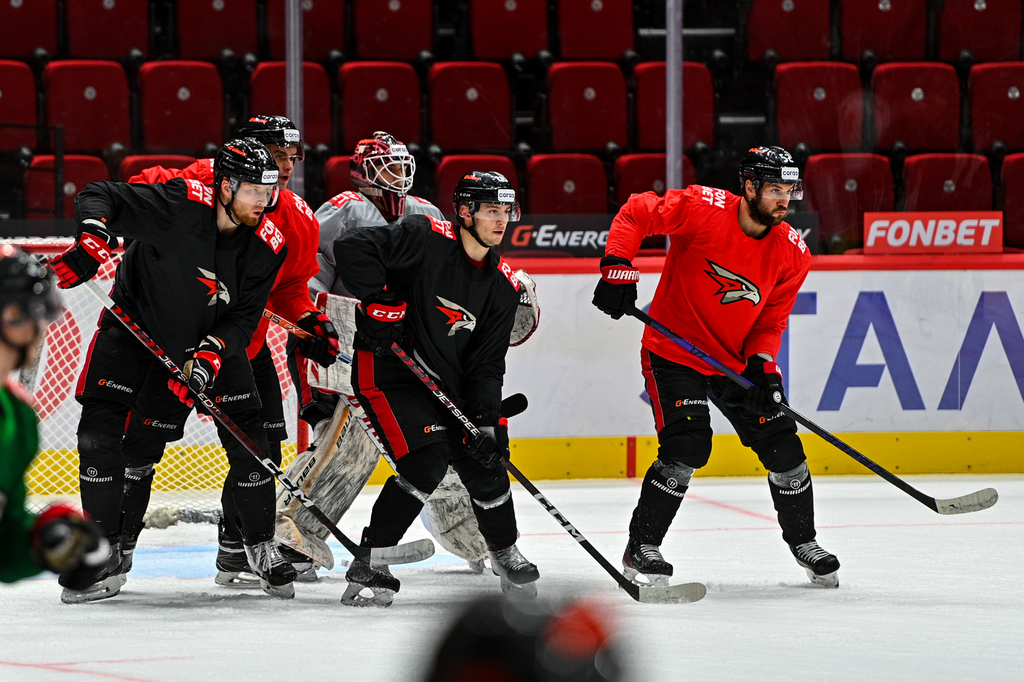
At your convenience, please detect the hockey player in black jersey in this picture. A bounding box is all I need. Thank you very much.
[334,171,538,606]
[50,139,297,602]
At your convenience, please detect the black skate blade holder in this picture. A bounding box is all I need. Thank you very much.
[390,342,706,604]
[627,307,998,516]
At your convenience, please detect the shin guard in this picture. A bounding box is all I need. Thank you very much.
[768,462,816,546]
[629,460,693,545]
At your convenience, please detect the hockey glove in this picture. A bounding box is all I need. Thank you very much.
[592,256,639,320]
[741,355,787,417]
[296,311,341,367]
[355,292,406,356]
[29,503,111,590]
[50,218,117,289]
[465,416,510,469]
[169,336,225,405]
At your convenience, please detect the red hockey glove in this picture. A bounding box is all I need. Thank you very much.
[50,219,117,289]
[297,311,341,368]
[741,355,787,417]
[30,503,111,590]
[592,256,639,320]
[355,292,406,356]
[465,415,510,469]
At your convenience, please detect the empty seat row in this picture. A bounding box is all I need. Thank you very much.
[0,0,635,63]
[747,0,1022,63]
[775,61,1024,154]
[0,59,716,158]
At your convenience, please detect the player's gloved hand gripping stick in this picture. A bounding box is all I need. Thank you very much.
[389,341,706,604]
[627,306,998,516]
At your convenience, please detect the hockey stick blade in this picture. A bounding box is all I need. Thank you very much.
[337,539,437,568]
[632,581,707,605]
[935,488,999,515]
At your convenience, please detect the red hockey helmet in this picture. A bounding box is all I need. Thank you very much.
[349,131,416,219]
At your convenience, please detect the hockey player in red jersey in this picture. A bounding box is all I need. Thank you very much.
[122,115,340,586]
[592,146,841,588]
[50,139,295,602]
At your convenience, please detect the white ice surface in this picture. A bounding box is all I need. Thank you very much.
[2,475,1022,681]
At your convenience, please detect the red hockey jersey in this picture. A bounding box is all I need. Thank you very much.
[605,186,811,375]
[130,159,319,359]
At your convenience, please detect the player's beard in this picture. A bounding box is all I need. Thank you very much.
[230,202,263,227]
[747,193,786,228]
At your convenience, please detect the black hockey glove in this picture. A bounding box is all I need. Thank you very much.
[592,256,639,320]
[30,503,111,590]
[741,355,787,417]
[169,336,225,405]
[50,218,117,289]
[355,292,406,356]
[297,311,341,367]
[465,415,510,469]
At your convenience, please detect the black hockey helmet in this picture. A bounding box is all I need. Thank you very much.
[739,146,803,199]
[453,171,521,221]
[237,115,305,161]
[214,138,280,186]
[349,131,416,219]
[0,244,61,325]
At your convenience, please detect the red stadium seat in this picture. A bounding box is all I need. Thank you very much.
[774,62,863,151]
[558,0,634,61]
[525,154,607,213]
[118,155,197,182]
[138,61,223,154]
[23,155,110,219]
[804,153,894,251]
[841,0,926,62]
[176,0,257,60]
[338,62,421,152]
[746,0,830,62]
[0,0,56,59]
[634,62,714,152]
[613,154,695,208]
[436,155,519,213]
[43,61,130,154]
[548,62,627,153]
[67,0,149,59]
[0,60,37,151]
[323,156,356,199]
[871,62,960,153]
[470,0,547,60]
[969,63,1024,153]
[902,153,992,212]
[266,0,345,61]
[938,0,1021,63]
[249,62,332,147]
[428,63,511,152]
[1000,153,1024,248]
[353,0,432,61]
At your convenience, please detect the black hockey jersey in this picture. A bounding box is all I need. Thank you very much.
[74,178,287,364]
[335,215,521,418]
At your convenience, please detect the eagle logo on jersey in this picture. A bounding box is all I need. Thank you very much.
[436,296,476,336]
[704,259,761,306]
[197,267,230,306]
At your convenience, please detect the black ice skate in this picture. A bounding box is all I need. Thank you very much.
[790,540,840,588]
[60,540,122,604]
[118,522,145,587]
[622,538,673,587]
[341,555,401,608]
[279,545,319,583]
[489,544,539,598]
[244,540,297,599]
[214,521,260,587]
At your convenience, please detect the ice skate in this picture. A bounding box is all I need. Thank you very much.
[214,522,260,587]
[489,544,539,598]
[244,540,297,599]
[622,538,673,587]
[467,557,486,574]
[341,554,401,608]
[60,541,122,604]
[118,523,144,587]
[790,540,840,588]
[280,545,319,583]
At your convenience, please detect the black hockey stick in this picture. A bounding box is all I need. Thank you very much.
[83,281,372,560]
[389,342,706,604]
[627,307,998,515]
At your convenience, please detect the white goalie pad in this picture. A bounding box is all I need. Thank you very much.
[274,396,381,570]
[510,269,540,346]
[419,467,489,563]
[307,292,358,394]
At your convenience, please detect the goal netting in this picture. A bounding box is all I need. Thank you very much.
[7,238,302,516]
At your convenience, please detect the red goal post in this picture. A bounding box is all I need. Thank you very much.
[5,238,302,514]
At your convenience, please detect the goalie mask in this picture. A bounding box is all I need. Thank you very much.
[350,131,416,220]
[510,269,539,346]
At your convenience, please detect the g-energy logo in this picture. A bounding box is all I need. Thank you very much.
[510,224,608,250]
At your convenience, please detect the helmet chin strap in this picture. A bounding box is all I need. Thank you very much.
[460,208,491,250]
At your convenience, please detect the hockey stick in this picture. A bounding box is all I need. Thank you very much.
[82,280,372,560]
[389,342,706,604]
[627,307,998,515]
[261,309,354,365]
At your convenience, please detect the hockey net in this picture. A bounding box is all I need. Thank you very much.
[6,238,302,515]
